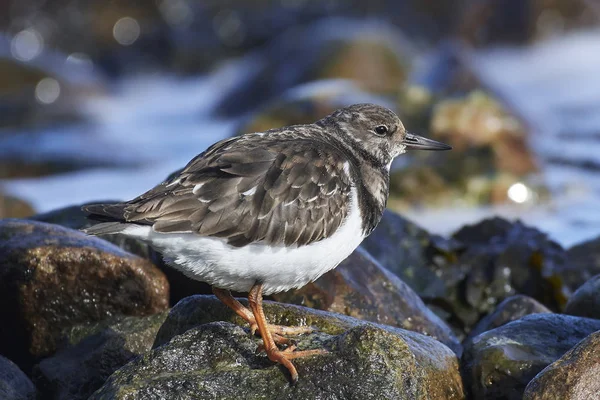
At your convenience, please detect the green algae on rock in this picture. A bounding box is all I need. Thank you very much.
[93,295,464,400]
[32,203,215,305]
[451,217,569,330]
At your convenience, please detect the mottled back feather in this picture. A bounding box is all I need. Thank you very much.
[84,129,353,247]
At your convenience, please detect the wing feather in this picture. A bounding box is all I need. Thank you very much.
[85,132,353,247]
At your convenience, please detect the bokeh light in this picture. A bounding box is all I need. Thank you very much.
[34,77,61,104]
[113,17,140,46]
[507,182,532,204]
[10,29,44,61]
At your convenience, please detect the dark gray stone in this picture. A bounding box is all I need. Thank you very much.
[34,313,168,400]
[462,314,600,400]
[565,275,600,319]
[467,295,552,339]
[563,236,600,291]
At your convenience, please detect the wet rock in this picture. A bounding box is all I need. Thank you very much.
[361,209,462,303]
[0,355,35,400]
[363,212,566,338]
[214,19,413,117]
[468,295,551,339]
[451,217,568,332]
[462,314,600,400]
[523,330,600,400]
[0,219,169,371]
[564,275,600,319]
[32,202,155,260]
[94,295,464,399]
[389,91,545,209]
[237,79,392,135]
[273,247,461,354]
[34,312,168,400]
[33,203,213,305]
[0,192,35,218]
[562,236,600,291]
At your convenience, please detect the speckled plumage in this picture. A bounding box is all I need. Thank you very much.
[83,103,450,294]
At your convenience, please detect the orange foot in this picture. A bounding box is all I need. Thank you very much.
[214,286,325,382]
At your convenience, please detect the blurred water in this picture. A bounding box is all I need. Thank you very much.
[1,73,237,212]
[2,30,600,247]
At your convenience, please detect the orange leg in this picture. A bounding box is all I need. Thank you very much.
[212,287,313,340]
[247,283,325,383]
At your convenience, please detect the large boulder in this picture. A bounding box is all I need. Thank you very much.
[462,314,600,400]
[523,330,600,400]
[274,247,460,354]
[93,295,464,399]
[32,203,214,305]
[0,219,169,371]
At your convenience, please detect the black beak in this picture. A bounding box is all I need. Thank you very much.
[403,132,452,151]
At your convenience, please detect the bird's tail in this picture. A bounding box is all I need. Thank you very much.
[81,203,129,235]
[82,222,128,236]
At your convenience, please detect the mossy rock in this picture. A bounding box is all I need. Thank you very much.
[93,295,464,399]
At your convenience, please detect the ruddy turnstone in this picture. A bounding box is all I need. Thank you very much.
[83,103,451,382]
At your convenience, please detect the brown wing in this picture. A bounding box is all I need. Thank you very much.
[106,135,353,247]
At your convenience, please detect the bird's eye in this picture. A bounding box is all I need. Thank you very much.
[374,125,388,136]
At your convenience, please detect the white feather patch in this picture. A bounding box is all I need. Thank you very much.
[120,187,365,295]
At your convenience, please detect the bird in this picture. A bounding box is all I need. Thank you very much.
[82,103,451,383]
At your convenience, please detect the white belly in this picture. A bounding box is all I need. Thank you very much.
[121,189,365,295]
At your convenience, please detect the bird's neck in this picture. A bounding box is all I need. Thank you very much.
[319,123,390,236]
[355,163,389,236]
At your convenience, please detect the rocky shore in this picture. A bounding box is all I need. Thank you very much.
[2,1,600,399]
[1,207,599,399]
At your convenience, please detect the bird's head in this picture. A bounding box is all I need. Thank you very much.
[322,103,451,168]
